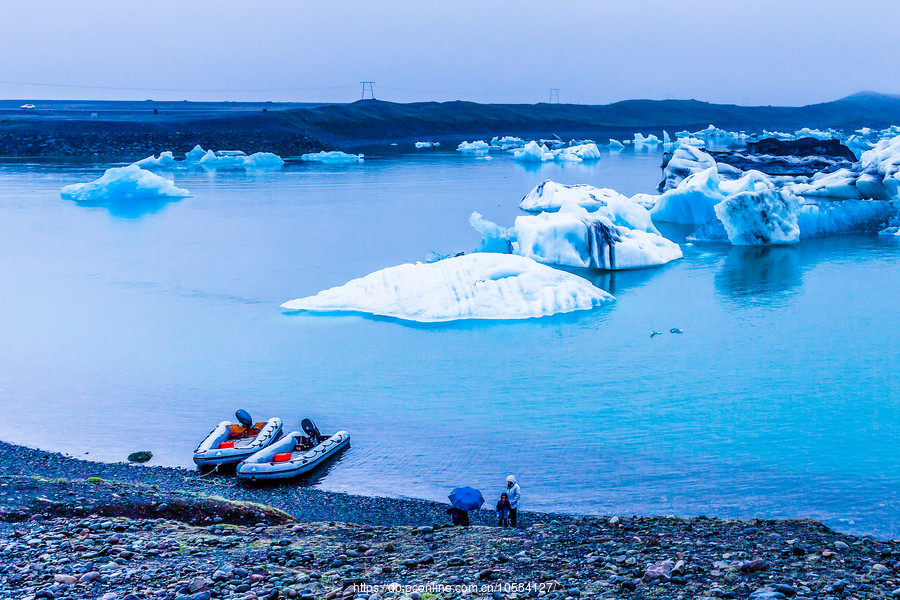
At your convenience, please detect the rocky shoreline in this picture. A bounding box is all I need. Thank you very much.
[1,441,899,600]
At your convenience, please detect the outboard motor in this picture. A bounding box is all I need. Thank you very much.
[235,409,253,428]
[301,418,321,441]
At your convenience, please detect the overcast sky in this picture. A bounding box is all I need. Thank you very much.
[1,0,897,106]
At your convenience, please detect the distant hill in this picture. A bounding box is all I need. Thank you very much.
[2,93,900,157]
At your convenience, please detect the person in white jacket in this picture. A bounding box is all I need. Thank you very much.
[506,474,521,527]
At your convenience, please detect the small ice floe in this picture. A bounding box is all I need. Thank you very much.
[415,141,440,149]
[650,331,663,338]
[670,328,683,334]
[281,253,614,323]
[457,140,490,154]
[135,145,285,171]
[60,164,191,204]
[300,151,364,163]
[608,139,625,151]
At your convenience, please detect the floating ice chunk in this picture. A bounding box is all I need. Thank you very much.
[185,145,207,162]
[608,139,625,151]
[663,131,671,145]
[300,151,364,163]
[242,152,285,170]
[558,143,601,162]
[633,133,662,148]
[134,151,177,169]
[490,136,525,149]
[693,125,748,145]
[714,189,801,245]
[457,140,490,153]
[762,130,796,141]
[794,127,837,140]
[198,150,247,170]
[660,145,717,191]
[470,212,513,253]
[879,226,900,236]
[471,206,681,270]
[845,135,874,159]
[519,180,659,233]
[651,167,724,224]
[415,141,440,149]
[513,141,555,162]
[788,169,860,200]
[281,253,613,322]
[60,164,191,203]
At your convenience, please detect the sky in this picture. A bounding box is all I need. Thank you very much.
[1,0,898,107]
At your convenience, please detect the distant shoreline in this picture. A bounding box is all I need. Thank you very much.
[2,93,899,159]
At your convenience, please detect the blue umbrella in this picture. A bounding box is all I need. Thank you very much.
[449,487,485,511]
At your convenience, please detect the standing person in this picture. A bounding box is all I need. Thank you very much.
[496,493,511,527]
[506,475,521,527]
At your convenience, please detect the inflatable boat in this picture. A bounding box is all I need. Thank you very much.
[237,418,350,481]
[193,410,283,468]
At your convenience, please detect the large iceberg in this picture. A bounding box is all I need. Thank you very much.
[60,164,191,204]
[651,168,775,224]
[300,151,364,163]
[281,253,613,323]
[659,145,717,191]
[714,188,801,245]
[471,203,682,271]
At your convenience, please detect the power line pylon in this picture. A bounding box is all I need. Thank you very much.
[360,81,376,100]
[548,88,560,104]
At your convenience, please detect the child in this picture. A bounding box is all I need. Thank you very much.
[496,492,511,527]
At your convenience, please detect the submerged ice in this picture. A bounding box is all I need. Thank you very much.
[281,253,613,323]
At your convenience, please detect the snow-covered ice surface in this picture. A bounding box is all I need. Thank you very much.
[300,151,364,163]
[60,164,191,204]
[281,253,613,323]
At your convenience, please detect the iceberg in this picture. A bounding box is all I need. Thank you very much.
[519,180,659,234]
[879,226,900,236]
[198,150,247,170]
[659,145,717,191]
[457,140,490,154]
[714,188,801,245]
[242,152,285,170]
[633,133,662,148]
[652,168,776,224]
[557,143,602,162]
[60,164,191,204]
[471,205,682,271]
[185,144,207,162]
[300,151,364,163]
[797,200,897,237]
[281,253,613,323]
[513,141,555,162]
[134,151,177,169]
[490,136,525,150]
[415,141,440,149]
[608,139,625,151]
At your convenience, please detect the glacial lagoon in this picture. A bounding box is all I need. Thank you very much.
[0,148,898,537]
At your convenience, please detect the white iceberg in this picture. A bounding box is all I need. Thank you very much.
[660,145,717,191]
[513,141,555,162]
[300,151,364,163]
[519,180,659,234]
[608,139,625,151]
[185,144,207,162]
[242,152,285,170]
[457,140,490,154]
[651,168,775,224]
[879,226,900,236]
[714,188,801,245]
[281,253,613,323]
[198,150,247,170]
[415,141,440,149]
[471,204,682,271]
[60,164,191,203]
[693,125,749,145]
[797,201,897,237]
[633,133,662,148]
[134,151,178,169]
[490,136,525,150]
[557,143,602,162]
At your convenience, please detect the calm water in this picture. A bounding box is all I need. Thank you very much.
[1,149,898,538]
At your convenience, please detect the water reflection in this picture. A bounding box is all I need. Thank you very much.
[715,245,802,305]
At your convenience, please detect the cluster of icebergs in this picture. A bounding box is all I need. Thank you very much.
[456,138,603,164]
[644,137,900,244]
[137,145,285,171]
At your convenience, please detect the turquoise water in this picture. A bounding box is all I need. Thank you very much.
[0,149,898,538]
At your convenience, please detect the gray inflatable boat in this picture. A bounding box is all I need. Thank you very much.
[237,419,349,481]
[193,410,283,468]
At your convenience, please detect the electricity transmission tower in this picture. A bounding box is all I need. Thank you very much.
[360,81,376,100]
[548,88,560,104]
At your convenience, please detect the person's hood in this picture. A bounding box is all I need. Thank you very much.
[506,475,517,483]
